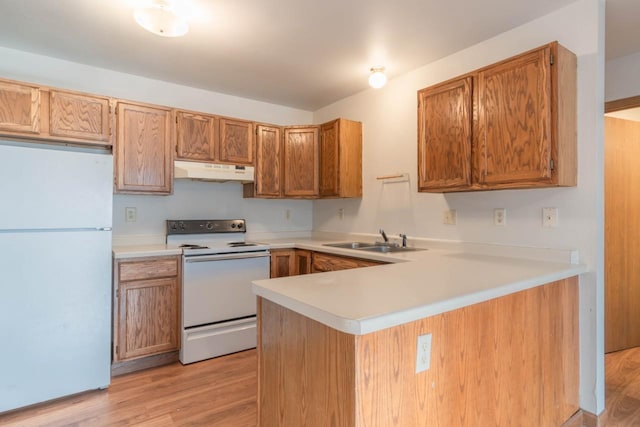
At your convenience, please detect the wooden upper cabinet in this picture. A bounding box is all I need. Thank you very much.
[283,126,319,198]
[417,77,473,192]
[115,101,174,194]
[417,41,576,192]
[254,124,283,197]
[176,111,216,161]
[320,118,362,198]
[219,118,254,165]
[477,47,552,185]
[0,80,40,134]
[49,90,111,143]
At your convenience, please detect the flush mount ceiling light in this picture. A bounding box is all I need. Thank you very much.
[368,67,387,89]
[134,0,189,37]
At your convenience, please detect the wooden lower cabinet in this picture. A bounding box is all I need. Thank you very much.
[113,256,181,364]
[258,276,579,426]
[311,251,383,273]
[271,249,385,278]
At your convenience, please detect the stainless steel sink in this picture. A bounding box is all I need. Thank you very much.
[356,245,425,253]
[323,242,376,249]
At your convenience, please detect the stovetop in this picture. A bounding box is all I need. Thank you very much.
[166,219,270,255]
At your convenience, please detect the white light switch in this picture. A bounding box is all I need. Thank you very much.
[416,333,432,373]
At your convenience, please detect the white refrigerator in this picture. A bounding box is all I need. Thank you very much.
[0,141,113,413]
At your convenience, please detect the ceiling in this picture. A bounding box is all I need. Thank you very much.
[0,0,635,111]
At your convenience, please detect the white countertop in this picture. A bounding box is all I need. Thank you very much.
[112,244,182,259]
[251,237,587,335]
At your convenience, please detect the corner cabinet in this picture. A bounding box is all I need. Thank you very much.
[418,41,576,193]
[115,101,174,194]
[320,119,363,198]
[113,256,181,363]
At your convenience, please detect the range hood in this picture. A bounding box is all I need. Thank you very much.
[174,161,254,183]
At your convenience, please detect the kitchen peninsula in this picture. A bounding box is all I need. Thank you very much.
[252,239,586,426]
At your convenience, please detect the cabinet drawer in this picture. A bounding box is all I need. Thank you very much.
[312,252,382,273]
[119,257,179,281]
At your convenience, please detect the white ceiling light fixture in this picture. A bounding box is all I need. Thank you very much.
[134,0,189,38]
[368,67,387,89]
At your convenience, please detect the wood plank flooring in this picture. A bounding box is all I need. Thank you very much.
[0,349,257,427]
[606,346,640,426]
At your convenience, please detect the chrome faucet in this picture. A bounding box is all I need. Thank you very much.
[399,233,407,248]
[379,228,389,243]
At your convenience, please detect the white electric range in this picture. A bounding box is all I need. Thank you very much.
[166,219,270,364]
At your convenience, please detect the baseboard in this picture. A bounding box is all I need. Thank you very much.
[562,409,608,427]
[111,351,179,377]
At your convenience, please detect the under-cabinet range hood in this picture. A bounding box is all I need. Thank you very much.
[174,161,254,183]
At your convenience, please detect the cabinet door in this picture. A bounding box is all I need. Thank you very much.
[255,125,282,197]
[320,120,340,197]
[0,80,40,134]
[270,249,296,278]
[176,111,216,161]
[477,46,552,185]
[311,252,383,273]
[284,126,319,197]
[417,77,473,191]
[49,90,110,143]
[219,118,254,165]
[295,250,312,275]
[115,102,173,194]
[117,277,180,360]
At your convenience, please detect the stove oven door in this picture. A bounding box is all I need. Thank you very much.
[182,251,270,328]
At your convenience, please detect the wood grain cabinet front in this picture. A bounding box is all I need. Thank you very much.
[418,41,576,193]
[175,111,217,162]
[219,117,254,165]
[0,80,40,134]
[311,252,384,273]
[252,124,283,198]
[320,118,362,198]
[113,256,181,363]
[115,101,174,194]
[49,90,111,143]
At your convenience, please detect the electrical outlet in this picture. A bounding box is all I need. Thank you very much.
[542,207,558,228]
[494,208,506,226]
[338,208,344,220]
[125,207,137,223]
[416,333,432,373]
[285,209,291,221]
[442,209,457,225]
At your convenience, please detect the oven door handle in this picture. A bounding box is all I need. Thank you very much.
[184,252,271,263]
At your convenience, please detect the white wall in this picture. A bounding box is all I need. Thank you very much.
[0,46,314,239]
[313,0,605,414]
[606,51,640,101]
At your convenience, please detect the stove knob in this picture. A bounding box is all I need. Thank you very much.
[179,222,186,231]
[206,222,214,230]
[231,223,236,228]
[237,223,243,229]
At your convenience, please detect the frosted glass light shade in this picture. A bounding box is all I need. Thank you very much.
[134,2,189,37]
[368,68,387,89]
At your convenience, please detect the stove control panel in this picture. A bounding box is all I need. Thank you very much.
[166,219,246,235]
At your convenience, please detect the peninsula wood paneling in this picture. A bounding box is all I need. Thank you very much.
[258,278,579,426]
[418,76,473,191]
[605,116,640,353]
[49,90,110,142]
[259,298,356,427]
[176,111,217,161]
[283,126,319,197]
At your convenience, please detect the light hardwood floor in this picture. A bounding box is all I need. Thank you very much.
[0,350,257,427]
[606,346,640,426]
